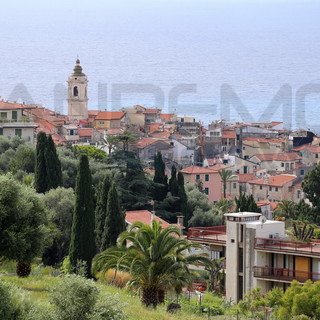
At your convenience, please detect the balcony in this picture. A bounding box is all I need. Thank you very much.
[255,237,320,257]
[253,266,320,283]
[187,226,227,245]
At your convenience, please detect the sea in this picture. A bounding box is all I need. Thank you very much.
[1,0,320,131]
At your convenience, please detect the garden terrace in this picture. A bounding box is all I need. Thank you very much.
[187,226,226,245]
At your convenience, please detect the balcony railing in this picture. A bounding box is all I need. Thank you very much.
[187,226,227,245]
[253,266,320,283]
[255,237,320,257]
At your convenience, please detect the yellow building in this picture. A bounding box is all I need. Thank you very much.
[94,111,126,129]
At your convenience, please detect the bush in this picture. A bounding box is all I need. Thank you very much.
[0,280,16,319]
[101,269,131,288]
[50,275,98,320]
[50,274,127,320]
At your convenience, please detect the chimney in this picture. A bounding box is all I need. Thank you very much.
[177,215,184,227]
[151,210,155,226]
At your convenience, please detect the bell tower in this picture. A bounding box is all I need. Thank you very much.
[67,59,88,120]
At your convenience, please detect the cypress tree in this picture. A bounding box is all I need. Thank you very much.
[101,183,126,249]
[153,152,168,201]
[45,135,62,190]
[177,171,188,226]
[34,131,48,193]
[95,174,111,252]
[69,155,95,277]
[169,165,179,196]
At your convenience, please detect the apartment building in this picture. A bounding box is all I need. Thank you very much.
[187,212,320,303]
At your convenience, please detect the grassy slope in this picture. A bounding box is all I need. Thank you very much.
[0,275,209,320]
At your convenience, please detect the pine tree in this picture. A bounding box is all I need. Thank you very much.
[95,174,111,252]
[69,155,96,277]
[45,135,62,190]
[169,165,179,196]
[34,131,48,193]
[101,183,126,249]
[153,152,168,201]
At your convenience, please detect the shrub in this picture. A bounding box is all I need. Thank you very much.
[50,274,127,320]
[0,280,16,320]
[102,269,131,288]
[50,275,98,320]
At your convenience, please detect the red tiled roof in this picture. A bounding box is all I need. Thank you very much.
[243,137,284,143]
[150,131,171,139]
[248,174,296,187]
[78,128,93,137]
[292,144,311,152]
[105,128,124,135]
[0,100,35,110]
[222,130,236,139]
[95,111,126,120]
[134,138,171,149]
[181,165,220,174]
[205,158,223,166]
[237,173,255,183]
[172,133,183,138]
[125,210,173,228]
[143,108,161,114]
[251,153,301,162]
[149,123,164,134]
[34,120,58,134]
[160,113,175,122]
[302,146,320,154]
[88,110,99,117]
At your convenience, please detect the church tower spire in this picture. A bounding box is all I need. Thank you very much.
[67,58,88,121]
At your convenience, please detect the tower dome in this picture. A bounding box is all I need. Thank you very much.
[72,59,85,76]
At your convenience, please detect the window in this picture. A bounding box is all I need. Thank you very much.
[281,162,284,167]
[0,128,3,135]
[297,190,301,199]
[205,174,209,181]
[73,86,78,97]
[260,185,263,190]
[196,174,200,180]
[243,146,246,150]
[233,183,237,189]
[236,134,240,141]
[243,166,248,174]
[300,169,305,176]
[99,121,105,124]
[12,111,18,120]
[244,155,249,160]
[269,186,272,191]
[316,154,319,159]
[0,112,7,119]
[204,187,209,195]
[15,128,22,137]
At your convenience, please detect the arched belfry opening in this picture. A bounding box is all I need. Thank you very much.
[73,86,78,97]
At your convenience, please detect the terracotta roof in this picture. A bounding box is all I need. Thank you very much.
[0,100,35,110]
[149,123,164,134]
[253,168,266,172]
[292,144,311,151]
[251,153,301,162]
[105,128,124,135]
[172,133,183,138]
[143,108,161,114]
[134,138,171,149]
[302,146,320,154]
[150,131,171,139]
[243,137,284,143]
[237,173,255,183]
[247,174,296,187]
[78,128,93,137]
[160,113,175,122]
[222,130,236,139]
[181,165,219,174]
[205,158,223,166]
[125,210,173,228]
[88,110,99,116]
[34,120,58,134]
[95,111,126,120]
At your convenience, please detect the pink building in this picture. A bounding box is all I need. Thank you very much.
[181,165,227,203]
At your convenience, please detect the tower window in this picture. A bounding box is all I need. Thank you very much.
[73,86,79,97]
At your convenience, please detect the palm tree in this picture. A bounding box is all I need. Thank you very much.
[219,168,233,198]
[103,134,120,154]
[92,221,211,308]
[214,198,233,224]
[274,200,295,219]
[205,257,225,293]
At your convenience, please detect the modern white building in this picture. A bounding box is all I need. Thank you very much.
[188,212,320,303]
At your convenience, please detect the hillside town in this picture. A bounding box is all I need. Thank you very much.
[3,60,320,318]
[1,60,316,217]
